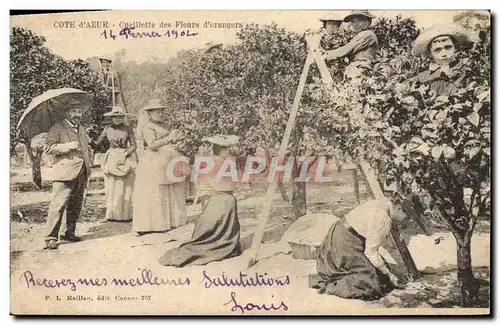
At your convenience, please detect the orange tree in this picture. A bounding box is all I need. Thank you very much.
[159,24,311,218]
[307,23,491,306]
[10,27,110,187]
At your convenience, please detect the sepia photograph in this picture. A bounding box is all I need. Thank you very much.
[9,9,491,315]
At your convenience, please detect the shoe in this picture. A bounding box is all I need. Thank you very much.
[45,239,58,250]
[60,235,82,242]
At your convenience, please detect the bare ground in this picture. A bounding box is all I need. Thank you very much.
[10,166,491,311]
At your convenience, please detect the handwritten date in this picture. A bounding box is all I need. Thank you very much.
[101,27,198,40]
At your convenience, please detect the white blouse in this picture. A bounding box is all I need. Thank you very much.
[343,199,393,270]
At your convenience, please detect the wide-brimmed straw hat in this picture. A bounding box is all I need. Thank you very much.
[205,43,223,53]
[202,135,240,147]
[343,10,376,22]
[413,23,471,56]
[103,106,128,117]
[99,56,112,62]
[140,99,167,112]
[319,13,343,24]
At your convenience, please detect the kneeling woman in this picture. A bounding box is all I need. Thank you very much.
[309,198,405,300]
[159,135,242,267]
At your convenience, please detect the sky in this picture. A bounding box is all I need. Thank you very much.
[10,10,476,63]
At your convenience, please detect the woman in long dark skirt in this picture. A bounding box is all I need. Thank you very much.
[159,135,242,267]
[309,198,406,300]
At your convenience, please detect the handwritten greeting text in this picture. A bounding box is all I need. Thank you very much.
[20,268,290,313]
[20,268,190,292]
[201,270,291,288]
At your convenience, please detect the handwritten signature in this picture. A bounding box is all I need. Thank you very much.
[101,27,198,40]
[224,291,288,314]
[20,269,190,292]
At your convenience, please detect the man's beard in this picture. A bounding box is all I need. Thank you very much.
[69,117,81,125]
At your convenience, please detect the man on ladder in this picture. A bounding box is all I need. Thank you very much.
[318,13,344,50]
[97,56,125,108]
[96,53,139,176]
[96,55,136,150]
[322,10,378,84]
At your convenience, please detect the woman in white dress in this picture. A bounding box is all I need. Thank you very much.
[132,99,187,236]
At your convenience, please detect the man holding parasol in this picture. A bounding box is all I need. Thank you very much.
[17,88,93,250]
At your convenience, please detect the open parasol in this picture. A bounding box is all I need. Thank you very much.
[16,88,92,140]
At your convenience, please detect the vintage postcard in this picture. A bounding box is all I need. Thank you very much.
[10,10,491,315]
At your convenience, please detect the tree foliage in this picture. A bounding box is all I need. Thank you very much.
[155,23,307,157]
[156,19,424,157]
[10,27,110,149]
[453,11,491,34]
[10,27,111,186]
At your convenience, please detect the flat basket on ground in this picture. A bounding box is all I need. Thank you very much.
[288,242,319,260]
[282,213,340,260]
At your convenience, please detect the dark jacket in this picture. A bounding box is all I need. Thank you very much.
[44,119,92,181]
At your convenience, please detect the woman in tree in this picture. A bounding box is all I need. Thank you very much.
[410,24,473,216]
[132,99,187,236]
[309,198,406,300]
[322,10,378,84]
[412,23,472,97]
[159,135,242,267]
[93,106,137,222]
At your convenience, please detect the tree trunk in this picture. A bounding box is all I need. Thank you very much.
[291,159,307,220]
[189,180,196,197]
[457,238,477,307]
[430,161,479,307]
[434,205,479,307]
[26,142,43,189]
[263,145,290,202]
[292,180,307,220]
[24,145,29,166]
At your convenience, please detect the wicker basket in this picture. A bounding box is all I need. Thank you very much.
[282,213,339,260]
[288,242,319,260]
